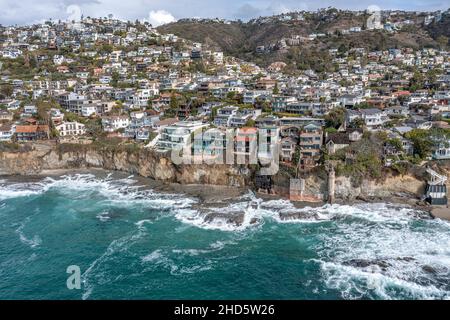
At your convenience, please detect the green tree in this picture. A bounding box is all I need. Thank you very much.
[245,119,256,127]
[273,82,279,95]
[405,129,433,159]
[111,71,119,88]
[169,93,178,110]
[409,71,424,92]
[325,107,346,129]
[387,138,403,152]
[0,84,13,98]
[349,118,365,129]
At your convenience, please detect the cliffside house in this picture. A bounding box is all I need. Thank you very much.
[299,123,323,170]
[155,121,209,152]
[433,140,450,160]
[0,110,13,122]
[101,115,130,132]
[325,133,350,154]
[14,125,49,141]
[0,124,14,141]
[347,108,388,128]
[213,106,239,127]
[281,136,298,162]
[55,121,86,136]
[234,127,258,161]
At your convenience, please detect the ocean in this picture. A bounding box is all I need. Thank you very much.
[0,172,449,300]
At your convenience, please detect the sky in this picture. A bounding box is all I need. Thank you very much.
[0,0,448,26]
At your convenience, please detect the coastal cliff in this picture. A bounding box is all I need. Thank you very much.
[0,143,252,187]
[0,142,432,202]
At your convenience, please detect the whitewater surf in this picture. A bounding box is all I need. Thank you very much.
[0,172,448,300]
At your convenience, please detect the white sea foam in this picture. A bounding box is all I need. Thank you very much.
[96,211,110,222]
[15,221,42,248]
[0,183,42,200]
[82,227,147,300]
[142,249,214,275]
[135,219,153,228]
[312,207,450,300]
[172,190,432,231]
[142,249,164,262]
[319,260,449,300]
[2,173,449,299]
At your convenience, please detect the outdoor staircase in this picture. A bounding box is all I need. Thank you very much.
[426,168,448,186]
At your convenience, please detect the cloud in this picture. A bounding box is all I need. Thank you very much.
[234,3,263,20]
[0,0,448,26]
[267,3,291,15]
[147,10,176,27]
[233,2,310,21]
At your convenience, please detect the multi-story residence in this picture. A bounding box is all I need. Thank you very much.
[338,94,364,107]
[347,109,388,128]
[81,105,97,117]
[132,89,159,108]
[243,90,271,104]
[229,113,253,128]
[101,115,130,132]
[193,128,227,160]
[55,122,86,136]
[155,121,209,152]
[234,127,258,163]
[0,110,13,122]
[213,106,239,127]
[299,123,323,170]
[56,92,87,114]
[272,95,298,112]
[280,136,297,162]
[14,125,49,141]
[258,125,280,161]
[0,124,14,141]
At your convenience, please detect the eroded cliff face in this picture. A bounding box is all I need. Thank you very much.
[334,175,426,200]
[0,146,252,187]
[0,144,429,201]
[288,174,426,202]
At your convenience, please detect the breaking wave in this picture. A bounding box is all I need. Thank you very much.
[0,183,43,201]
[313,213,450,300]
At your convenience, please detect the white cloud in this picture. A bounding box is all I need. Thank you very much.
[147,10,176,27]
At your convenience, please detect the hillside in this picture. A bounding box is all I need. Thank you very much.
[158,9,450,69]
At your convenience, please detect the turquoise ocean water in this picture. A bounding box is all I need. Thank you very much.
[0,172,449,300]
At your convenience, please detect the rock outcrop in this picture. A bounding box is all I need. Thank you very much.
[0,144,253,187]
[0,143,430,201]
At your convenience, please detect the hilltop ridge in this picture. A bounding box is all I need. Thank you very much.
[158,8,450,68]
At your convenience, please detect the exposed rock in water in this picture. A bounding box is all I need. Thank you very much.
[422,265,438,275]
[343,259,391,271]
[201,210,261,227]
[278,211,319,221]
[396,257,416,262]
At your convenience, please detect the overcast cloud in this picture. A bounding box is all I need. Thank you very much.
[0,0,448,26]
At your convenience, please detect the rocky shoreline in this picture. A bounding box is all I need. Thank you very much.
[0,142,448,221]
[1,167,442,225]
